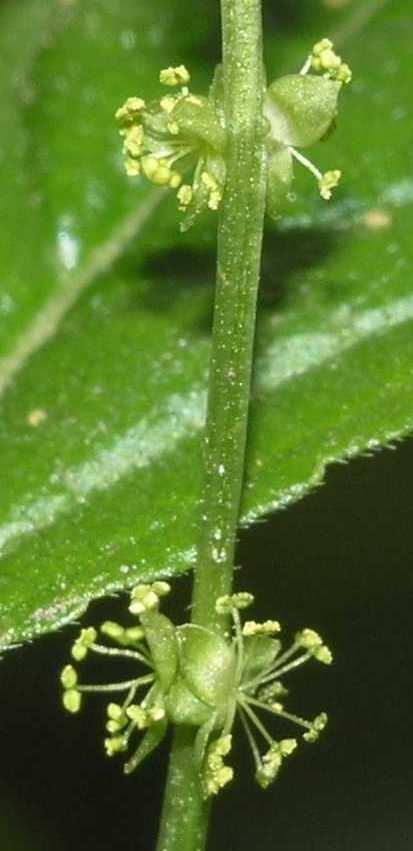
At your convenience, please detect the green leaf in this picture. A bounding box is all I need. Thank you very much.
[1,1,413,651]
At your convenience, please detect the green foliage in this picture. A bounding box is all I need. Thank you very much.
[1,0,412,651]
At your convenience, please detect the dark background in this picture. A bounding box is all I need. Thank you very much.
[1,433,412,850]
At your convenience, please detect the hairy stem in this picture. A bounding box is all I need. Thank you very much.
[155,0,266,848]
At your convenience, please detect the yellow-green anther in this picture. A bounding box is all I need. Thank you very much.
[160,95,177,113]
[107,703,123,721]
[177,184,193,210]
[60,665,78,689]
[124,626,145,642]
[101,622,125,641]
[159,65,191,87]
[125,158,141,177]
[256,739,297,789]
[169,172,182,189]
[101,621,123,639]
[126,705,149,729]
[106,704,128,733]
[201,171,222,210]
[71,642,87,662]
[314,48,341,73]
[115,96,146,126]
[63,689,82,714]
[203,735,234,798]
[279,738,298,757]
[319,169,341,200]
[337,63,352,84]
[303,712,328,743]
[71,626,97,660]
[104,735,128,757]
[148,705,166,723]
[152,581,171,598]
[81,627,97,645]
[296,628,323,649]
[140,156,172,187]
[242,619,281,636]
[256,750,282,789]
[123,125,144,158]
[311,38,352,85]
[106,720,122,734]
[130,583,165,615]
[314,644,333,665]
[215,592,254,614]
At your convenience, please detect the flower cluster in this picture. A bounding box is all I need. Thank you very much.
[61,584,332,796]
[116,64,226,231]
[116,40,352,228]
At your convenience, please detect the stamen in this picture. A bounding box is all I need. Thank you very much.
[289,147,323,182]
[238,705,262,771]
[89,643,153,667]
[238,698,273,747]
[240,641,301,692]
[232,606,244,683]
[78,674,154,694]
[299,55,313,75]
[258,650,313,684]
[246,696,311,731]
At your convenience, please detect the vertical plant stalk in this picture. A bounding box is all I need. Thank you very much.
[155,1,266,849]
[192,0,267,633]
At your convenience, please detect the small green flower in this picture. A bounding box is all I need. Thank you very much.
[116,65,226,231]
[61,583,331,797]
[116,39,351,228]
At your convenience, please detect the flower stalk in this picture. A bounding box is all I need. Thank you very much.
[192,0,267,633]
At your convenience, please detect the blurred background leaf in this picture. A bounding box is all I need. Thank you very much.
[1,0,412,651]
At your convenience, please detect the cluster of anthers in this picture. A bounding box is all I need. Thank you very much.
[61,583,332,797]
[116,64,226,232]
[115,39,352,229]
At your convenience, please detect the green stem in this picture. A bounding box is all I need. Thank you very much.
[155,0,266,849]
[155,727,211,851]
[192,0,267,633]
